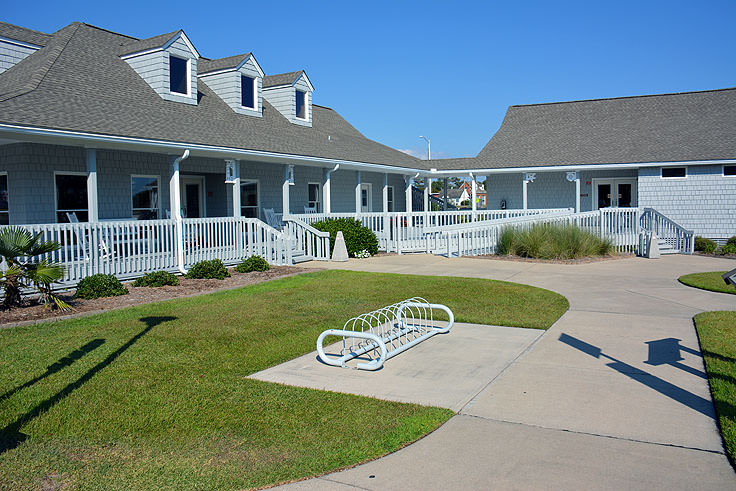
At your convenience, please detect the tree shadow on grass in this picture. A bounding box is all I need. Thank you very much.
[0,339,106,402]
[0,316,176,455]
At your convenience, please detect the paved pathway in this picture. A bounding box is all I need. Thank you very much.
[277,254,736,490]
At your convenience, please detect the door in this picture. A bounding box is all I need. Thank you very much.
[360,183,372,212]
[180,177,205,218]
[596,182,613,209]
[593,179,637,209]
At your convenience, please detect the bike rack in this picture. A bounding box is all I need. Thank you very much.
[316,297,454,371]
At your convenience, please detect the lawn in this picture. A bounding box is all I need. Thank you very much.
[694,311,736,467]
[0,270,568,489]
[679,271,736,295]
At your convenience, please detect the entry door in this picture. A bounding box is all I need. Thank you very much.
[360,183,372,212]
[180,177,205,218]
[594,179,637,209]
[596,181,613,209]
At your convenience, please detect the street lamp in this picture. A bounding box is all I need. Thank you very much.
[419,135,431,161]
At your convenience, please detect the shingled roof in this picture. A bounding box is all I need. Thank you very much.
[437,88,736,170]
[199,53,253,75]
[0,21,52,47]
[263,71,303,88]
[0,22,424,170]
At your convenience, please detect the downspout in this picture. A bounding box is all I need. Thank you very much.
[172,149,190,274]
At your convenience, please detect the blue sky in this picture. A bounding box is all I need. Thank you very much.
[5,1,735,160]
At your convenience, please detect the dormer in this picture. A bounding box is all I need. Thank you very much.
[262,71,314,127]
[0,22,50,74]
[198,53,264,117]
[120,30,199,105]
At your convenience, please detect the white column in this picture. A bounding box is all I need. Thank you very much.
[423,177,430,213]
[576,176,581,213]
[227,160,241,218]
[322,167,332,213]
[522,179,528,210]
[443,178,448,210]
[522,173,535,211]
[169,156,182,221]
[382,173,389,212]
[471,174,477,221]
[282,165,291,216]
[355,171,362,214]
[485,176,490,210]
[405,175,413,215]
[86,149,98,222]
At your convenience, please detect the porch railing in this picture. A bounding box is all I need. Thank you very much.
[282,216,331,261]
[639,208,694,254]
[5,217,290,286]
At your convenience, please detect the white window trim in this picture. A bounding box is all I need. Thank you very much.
[660,166,687,179]
[54,171,88,223]
[360,183,373,212]
[307,181,322,212]
[131,174,161,219]
[180,175,207,218]
[723,164,736,177]
[169,54,191,97]
[295,89,308,120]
[0,171,8,223]
[241,75,257,110]
[387,185,394,212]
[240,178,261,219]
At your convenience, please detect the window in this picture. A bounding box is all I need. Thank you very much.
[387,186,394,212]
[241,75,255,109]
[131,176,160,220]
[661,167,686,178]
[0,173,8,225]
[295,90,306,119]
[240,180,259,218]
[307,182,321,212]
[724,165,736,177]
[169,55,189,95]
[55,173,88,222]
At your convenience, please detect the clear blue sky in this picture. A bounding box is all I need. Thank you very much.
[5,1,735,160]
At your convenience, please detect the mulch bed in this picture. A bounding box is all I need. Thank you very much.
[468,254,633,265]
[0,266,310,328]
[693,252,736,260]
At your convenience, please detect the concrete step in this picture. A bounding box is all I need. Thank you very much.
[291,251,313,264]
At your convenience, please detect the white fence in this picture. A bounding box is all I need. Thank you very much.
[639,208,694,254]
[282,216,331,261]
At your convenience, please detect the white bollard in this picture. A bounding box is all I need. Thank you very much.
[332,231,349,262]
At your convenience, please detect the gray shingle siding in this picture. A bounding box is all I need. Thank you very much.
[198,58,262,117]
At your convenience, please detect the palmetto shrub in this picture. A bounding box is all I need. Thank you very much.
[497,223,613,259]
[0,227,68,309]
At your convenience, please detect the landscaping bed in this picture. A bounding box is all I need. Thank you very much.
[694,311,736,468]
[472,253,630,264]
[678,271,736,295]
[0,266,305,327]
[0,270,568,489]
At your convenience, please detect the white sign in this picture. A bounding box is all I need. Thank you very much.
[566,171,579,182]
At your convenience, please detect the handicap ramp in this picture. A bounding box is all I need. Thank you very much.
[248,323,543,411]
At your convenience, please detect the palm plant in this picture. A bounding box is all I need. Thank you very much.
[0,227,69,310]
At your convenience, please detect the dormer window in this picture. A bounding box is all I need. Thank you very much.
[296,90,306,120]
[169,55,189,95]
[241,75,255,109]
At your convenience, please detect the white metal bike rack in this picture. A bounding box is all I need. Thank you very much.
[316,297,454,371]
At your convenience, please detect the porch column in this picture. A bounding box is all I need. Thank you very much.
[227,160,241,218]
[169,151,189,274]
[470,173,477,221]
[443,178,448,210]
[423,177,430,213]
[566,171,580,213]
[405,175,413,215]
[485,176,490,210]
[282,164,292,216]
[322,166,335,213]
[86,149,98,222]
[355,171,362,215]
[382,173,389,212]
[522,173,536,211]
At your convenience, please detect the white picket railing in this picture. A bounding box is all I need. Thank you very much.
[282,216,331,261]
[640,208,694,254]
[5,217,290,286]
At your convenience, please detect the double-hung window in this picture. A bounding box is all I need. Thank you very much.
[0,173,8,224]
[169,55,189,95]
[295,90,306,119]
[55,173,88,222]
[241,75,255,109]
[307,182,321,212]
[387,186,394,212]
[131,175,160,220]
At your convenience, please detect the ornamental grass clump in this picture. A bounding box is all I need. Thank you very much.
[497,223,613,260]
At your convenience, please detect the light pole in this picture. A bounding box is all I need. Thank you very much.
[419,135,431,161]
[419,136,431,213]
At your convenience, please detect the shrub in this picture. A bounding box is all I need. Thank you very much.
[721,243,736,255]
[312,218,379,257]
[132,271,179,287]
[186,259,230,280]
[726,236,736,247]
[694,236,717,254]
[496,223,612,259]
[235,255,270,273]
[75,274,128,299]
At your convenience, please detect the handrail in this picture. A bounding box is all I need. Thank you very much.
[282,216,331,261]
[640,208,694,254]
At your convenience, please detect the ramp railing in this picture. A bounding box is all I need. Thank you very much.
[317,297,454,371]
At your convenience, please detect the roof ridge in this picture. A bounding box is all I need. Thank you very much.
[511,87,736,109]
[0,21,51,39]
[79,22,139,41]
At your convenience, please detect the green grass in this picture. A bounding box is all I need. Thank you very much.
[498,223,614,259]
[694,311,736,467]
[0,270,568,490]
[679,271,736,295]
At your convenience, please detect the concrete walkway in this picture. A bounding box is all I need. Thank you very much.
[276,254,736,489]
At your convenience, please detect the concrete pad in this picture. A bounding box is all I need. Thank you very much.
[276,416,736,491]
[249,323,542,411]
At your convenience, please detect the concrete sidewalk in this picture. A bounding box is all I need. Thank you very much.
[276,254,736,490]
